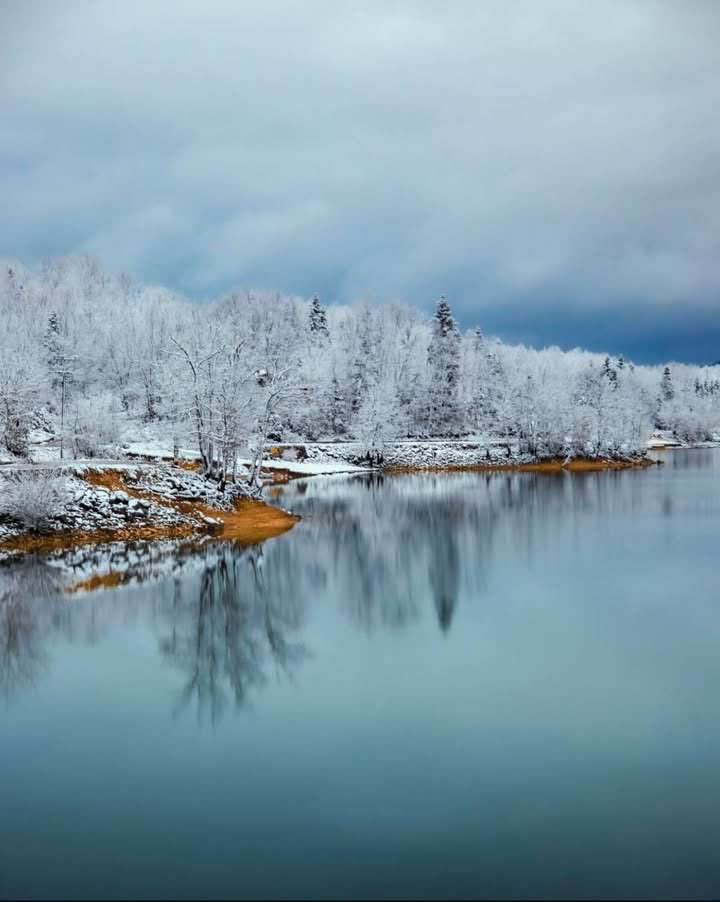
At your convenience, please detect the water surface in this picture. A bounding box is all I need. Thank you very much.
[1,450,719,899]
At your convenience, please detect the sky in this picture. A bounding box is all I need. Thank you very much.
[2,0,719,363]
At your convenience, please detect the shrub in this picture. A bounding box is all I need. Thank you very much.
[0,472,71,531]
[2,411,31,457]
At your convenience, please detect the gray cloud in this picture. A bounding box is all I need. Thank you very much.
[2,0,720,361]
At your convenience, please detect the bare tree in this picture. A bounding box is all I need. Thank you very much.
[170,330,252,483]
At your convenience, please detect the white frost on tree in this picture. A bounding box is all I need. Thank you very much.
[0,253,719,471]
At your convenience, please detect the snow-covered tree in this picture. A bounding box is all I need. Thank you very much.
[1,252,719,466]
[308,294,329,340]
[661,365,674,401]
[426,296,461,435]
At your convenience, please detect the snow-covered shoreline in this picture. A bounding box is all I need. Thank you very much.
[115,434,660,472]
[0,439,663,560]
[0,461,278,556]
[267,439,657,471]
[647,436,720,450]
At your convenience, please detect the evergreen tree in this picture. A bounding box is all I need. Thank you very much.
[603,355,618,389]
[427,296,461,435]
[661,365,674,401]
[308,294,329,339]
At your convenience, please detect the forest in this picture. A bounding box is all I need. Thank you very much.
[1,254,719,477]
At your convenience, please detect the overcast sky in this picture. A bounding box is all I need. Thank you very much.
[2,0,719,362]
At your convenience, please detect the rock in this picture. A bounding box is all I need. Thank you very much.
[109,491,129,505]
[127,499,146,519]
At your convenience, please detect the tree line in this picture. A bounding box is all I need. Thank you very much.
[1,254,718,477]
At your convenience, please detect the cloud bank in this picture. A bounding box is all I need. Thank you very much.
[2,0,719,361]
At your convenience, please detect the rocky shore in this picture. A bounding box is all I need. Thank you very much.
[0,463,292,557]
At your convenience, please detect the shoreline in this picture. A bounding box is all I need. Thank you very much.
[0,463,299,559]
[0,499,300,558]
[384,456,659,475]
[0,452,661,558]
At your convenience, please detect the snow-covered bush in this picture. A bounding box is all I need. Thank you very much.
[2,411,31,457]
[0,472,71,530]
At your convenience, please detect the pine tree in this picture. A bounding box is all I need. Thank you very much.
[427,296,461,435]
[308,294,329,339]
[603,355,618,389]
[661,366,674,401]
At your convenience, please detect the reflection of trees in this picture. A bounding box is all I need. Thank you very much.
[1,464,672,704]
[0,545,309,718]
[275,467,660,634]
[429,518,459,633]
[274,475,500,633]
[158,546,308,724]
[0,587,44,697]
[0,562,63,698]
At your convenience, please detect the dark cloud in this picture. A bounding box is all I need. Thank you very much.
[2,0,719,361]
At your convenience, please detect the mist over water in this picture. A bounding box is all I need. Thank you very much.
[2,450,720,899]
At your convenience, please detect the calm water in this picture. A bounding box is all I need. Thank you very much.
[1,450,719,900]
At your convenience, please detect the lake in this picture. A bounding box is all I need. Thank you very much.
[1,449,719,900]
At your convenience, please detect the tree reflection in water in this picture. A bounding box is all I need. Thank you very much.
[159,547,308,724]
[0,584,45,698]
[0,544,309,721]
[1,465,669,711]
[0,561,64,698]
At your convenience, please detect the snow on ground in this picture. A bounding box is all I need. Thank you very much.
[7,433,652,481]
[647,436,683,449]
[243,457,369,476]
[647,430,720,449]
[122,441,201,460]
[0,468,192,549]
[273,440,544,469]
[0,462,261,554]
